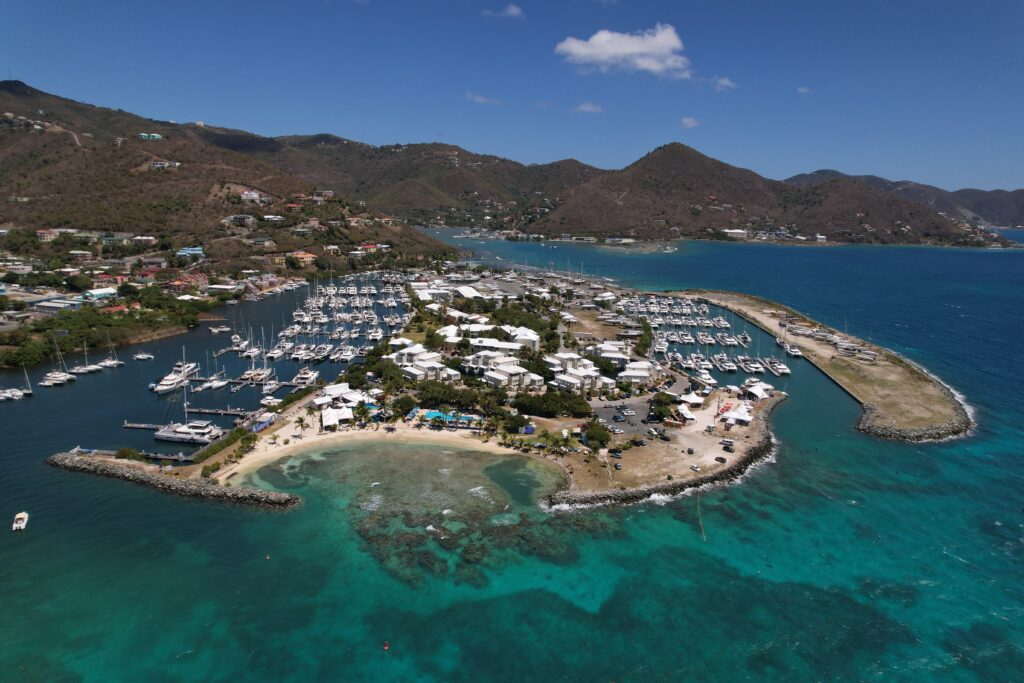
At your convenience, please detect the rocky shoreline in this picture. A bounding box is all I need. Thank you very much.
[690,290,975,445]
[857,385,973,442]
[47,452,301,508]
[546,399,782,509]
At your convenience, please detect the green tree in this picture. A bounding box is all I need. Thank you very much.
[65,274,93,292]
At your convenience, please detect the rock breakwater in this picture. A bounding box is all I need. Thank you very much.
[47,452,301,508]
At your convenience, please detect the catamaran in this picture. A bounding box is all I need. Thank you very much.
[154,383,226,445]
[292,367,319,386]
[154,419,224,444]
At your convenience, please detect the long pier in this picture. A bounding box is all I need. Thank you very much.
[124,421,161,430]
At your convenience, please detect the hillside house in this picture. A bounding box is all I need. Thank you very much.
[286,251,317,267]
[176,246,205,259]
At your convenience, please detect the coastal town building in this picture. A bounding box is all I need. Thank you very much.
[544,352,616,394]
[385,343,461,383]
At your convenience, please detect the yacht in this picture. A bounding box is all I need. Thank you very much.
[785,344,804,358]
[209,325,232,334]
[151,361,199,394]
[154,420,225,445]
[133,351,155,361]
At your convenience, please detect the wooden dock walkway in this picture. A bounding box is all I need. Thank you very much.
[124,421,161,430]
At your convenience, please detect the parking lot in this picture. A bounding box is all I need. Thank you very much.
[588,373,695,445]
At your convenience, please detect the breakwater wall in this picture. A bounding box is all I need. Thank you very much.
[47,451,301,508]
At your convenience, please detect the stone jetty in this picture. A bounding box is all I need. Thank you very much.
[47,451,301,508]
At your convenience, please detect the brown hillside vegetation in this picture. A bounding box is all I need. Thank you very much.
[0,81,1005,247]
[0,81,450,256]
[537,144,975,244]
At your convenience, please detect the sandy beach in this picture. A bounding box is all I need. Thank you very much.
[215,419,525,484]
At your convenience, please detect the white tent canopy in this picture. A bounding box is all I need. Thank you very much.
[679,392,704,405]
[721,405,754,424]
[321,406,354,429]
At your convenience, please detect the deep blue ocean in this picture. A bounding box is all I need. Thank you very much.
[1,236,1022,681]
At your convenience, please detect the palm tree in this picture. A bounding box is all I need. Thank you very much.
[295,416,308,437]
[354,401,370,426]
[416,413,426,429]
[268,433,279,447]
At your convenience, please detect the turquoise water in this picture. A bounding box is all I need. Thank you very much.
[2,240,1022,680]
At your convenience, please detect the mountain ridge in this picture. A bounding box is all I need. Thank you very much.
[0,81,1010,248]
[787,169,1024,226]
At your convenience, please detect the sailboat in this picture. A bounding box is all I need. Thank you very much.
[98,333,125,368]
[39,336,76,386]
[69,343,103,374]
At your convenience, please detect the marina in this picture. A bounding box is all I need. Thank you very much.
[2,241,1021,682]
[1,272,413,461]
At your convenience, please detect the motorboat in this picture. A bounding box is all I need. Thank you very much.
[133,351,155,360]
[151,360,199,394]
[12,511,28,531]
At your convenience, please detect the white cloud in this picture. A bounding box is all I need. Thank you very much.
[484,4,524,19]
[466,92,500,105]
[575,101,604,113]
[796,86,812,94]
[555,23,692,79]
[680,116,700,129]
[713,76,737,92]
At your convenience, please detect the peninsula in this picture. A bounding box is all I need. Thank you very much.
[44,265,974,509]
[688,290,973,441]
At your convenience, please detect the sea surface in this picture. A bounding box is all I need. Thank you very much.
[1,238,1022,681]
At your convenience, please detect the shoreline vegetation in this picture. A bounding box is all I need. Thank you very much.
[682,290,974,441]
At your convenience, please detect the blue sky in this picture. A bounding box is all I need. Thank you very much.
[2,0,1021,190]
